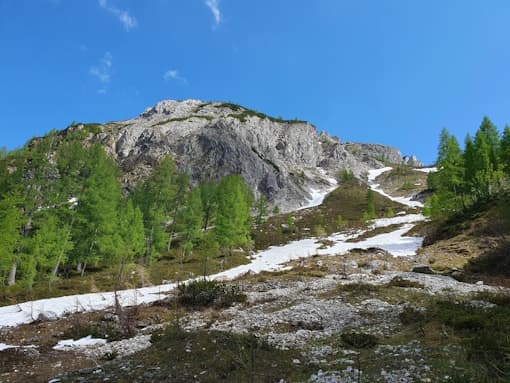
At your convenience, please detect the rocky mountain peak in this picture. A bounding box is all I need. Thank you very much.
[77,99,421,212]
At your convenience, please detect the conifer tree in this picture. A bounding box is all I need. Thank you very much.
[115,198,145,282]
[0,196,24,286]
[463,134,476,197]
[32,212,74,280]
[501,126,510,176]
[178,187,203,260]
[473,123,502,199]
[199,181,218,231]
[215,175,253,254]
[134,156,178,258]
[254,194,269,224]
[167,173,189,251]
[363,189,377,220]
[477,116,500,169]
[433,128,465,214]
[73,145,121,275]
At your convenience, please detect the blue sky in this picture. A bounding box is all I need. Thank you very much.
[2,1,510,164]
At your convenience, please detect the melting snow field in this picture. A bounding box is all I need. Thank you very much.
[0,167,426,329]
[367,168,424,208]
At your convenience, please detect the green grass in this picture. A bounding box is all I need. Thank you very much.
[0,250,250,307]
[151,115,214,127]
[253,179,409,250]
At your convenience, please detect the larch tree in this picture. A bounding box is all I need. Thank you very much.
[215,175,253,255]
[500,126,510,176]
[73,145,122,275]
[0,196,25,286]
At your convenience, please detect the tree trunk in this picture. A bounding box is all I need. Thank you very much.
[167,186,185,251]
[7,261,17,286]
[203,209,210,231]
[81,261,87,277]
[167,211,178,252]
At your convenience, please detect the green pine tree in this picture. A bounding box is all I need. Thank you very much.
[254,194,269,224]
[199,181,218,231]
[73,145,122,275]
[363,189,377,220]
[115,198,145,283]
[501,126,510,176]
[0,196,24,286]
[178,187,204,260]
[215,175,254,254]
[32,212,74,286]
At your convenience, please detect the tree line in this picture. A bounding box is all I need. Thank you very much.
[0,128,256,288]
[426,117,510,217]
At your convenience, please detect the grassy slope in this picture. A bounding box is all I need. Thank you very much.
[253,178,414,250]
[375,166,429,198]
[414,194,510,285]
[0,251,250,307]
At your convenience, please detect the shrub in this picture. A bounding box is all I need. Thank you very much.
[338,168,355,183]
[312,225,326,237]
[177,279,246,308]
[387,276,424,289]
[336,215,347,230]
[399,306,425,325]
[385,207,395,218]
[341,331,378,349]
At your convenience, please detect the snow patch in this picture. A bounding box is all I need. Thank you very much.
[0,343,37,351]
[53,335,107,351]
[298,169,338,210]
[415,167,437,173]
[0,166,428,330]
[367,168,423,208]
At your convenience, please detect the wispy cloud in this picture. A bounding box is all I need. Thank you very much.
[90,52,113,94]
[163,69,187,83]
[204,0,222,28]
[98,0,138,31]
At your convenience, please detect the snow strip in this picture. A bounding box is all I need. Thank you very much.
[0,343,37,351]
[0,167,426,329]
[53,335,107,350]
[415,167,437,174]
[367,168,424,208]
[212,224,423,282]
[297,169,338,210]
[0,214,423,329]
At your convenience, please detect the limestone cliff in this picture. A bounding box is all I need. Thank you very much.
[64,100,417,212]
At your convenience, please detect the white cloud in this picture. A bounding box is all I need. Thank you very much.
[163,69,187,83]
[98,0,138,31]
[204,0,222,27]
[90,52,113,93]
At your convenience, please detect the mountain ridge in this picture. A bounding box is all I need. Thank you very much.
[54,99,422,212]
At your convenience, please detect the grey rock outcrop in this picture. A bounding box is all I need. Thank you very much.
[402,155,424,167]
[66,100,419,212]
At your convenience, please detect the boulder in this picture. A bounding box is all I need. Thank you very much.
[411,265,434,274]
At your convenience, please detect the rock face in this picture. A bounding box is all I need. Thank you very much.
[67,100,418,212]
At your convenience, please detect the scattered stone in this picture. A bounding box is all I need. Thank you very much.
[411,265,433,274]
[37,311,58,322]
[101,313,119,322]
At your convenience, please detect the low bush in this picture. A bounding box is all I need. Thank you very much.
[387,276,424,289]
[341,331,378,349]
[177,279,246,309]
